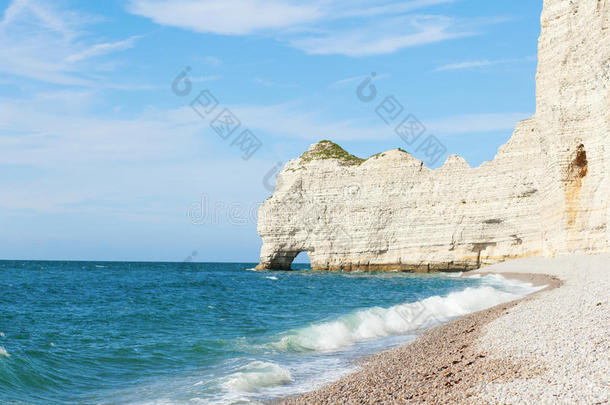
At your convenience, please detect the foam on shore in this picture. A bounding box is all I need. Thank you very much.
[271,275,543,353]
[281,255,609,404]
[220,361,293,392]
[209,274,545,404]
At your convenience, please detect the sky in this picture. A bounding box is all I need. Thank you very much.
[0,0,542,263]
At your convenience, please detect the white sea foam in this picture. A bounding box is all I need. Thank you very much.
[129,275,545,405]
[265,276,278,280]
[220,361,292,392]
[0,346,9,357]
[272,275,543,353]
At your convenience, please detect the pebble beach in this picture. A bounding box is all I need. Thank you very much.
[279,254,609,404]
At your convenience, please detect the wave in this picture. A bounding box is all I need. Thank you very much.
[209,275,544,400]
[271,275,543,353]
[0,346,9,357]
[220,361,292,392]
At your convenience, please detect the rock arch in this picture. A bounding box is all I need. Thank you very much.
[255,249,314,270]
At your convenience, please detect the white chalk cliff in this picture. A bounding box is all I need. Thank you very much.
[256,0,610,271]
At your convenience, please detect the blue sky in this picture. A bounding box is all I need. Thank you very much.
[0,0,542,262]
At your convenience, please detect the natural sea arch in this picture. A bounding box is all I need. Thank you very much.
[291,251,311,270]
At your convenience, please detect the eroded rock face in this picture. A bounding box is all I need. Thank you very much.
[535,0,610,255]
[256,0,610,271]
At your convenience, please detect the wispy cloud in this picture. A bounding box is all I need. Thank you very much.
[232,103,386,141]
[0,0,142,86]
[330,73,390,89]
[236,108,531,141]
[0,84,532,219]
[436,60,495,71]
[127,0,492,56]
[201,56,222,67]
[435,56,536,71]
[66,35,142,63]
[252,78,298,88]
[191,75,223,83]
[292,15,471,57]
[0,105,271,221]
[332,0,457,18]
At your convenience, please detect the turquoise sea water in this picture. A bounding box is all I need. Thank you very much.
[0,261,541,404]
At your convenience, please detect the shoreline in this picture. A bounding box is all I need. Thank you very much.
[275,255,608,404]
[469,271,562,292]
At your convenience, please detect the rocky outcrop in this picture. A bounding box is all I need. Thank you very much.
[256,0,610,271]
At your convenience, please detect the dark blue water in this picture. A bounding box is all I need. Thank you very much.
[0,261,539,404]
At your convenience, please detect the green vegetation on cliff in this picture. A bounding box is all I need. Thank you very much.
[299,140,365,166]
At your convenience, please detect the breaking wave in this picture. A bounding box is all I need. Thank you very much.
[272,275,543,353]
[220,361,292,392]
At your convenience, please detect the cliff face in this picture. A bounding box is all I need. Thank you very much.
[256,0,610,271]
[535,0,610,255]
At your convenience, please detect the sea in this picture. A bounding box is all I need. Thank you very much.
[0,261,543,404]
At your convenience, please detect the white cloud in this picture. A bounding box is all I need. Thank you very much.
[128,0,322,35]
[127,0,483,56]
[435,56,536,71]
[0,0,141,86]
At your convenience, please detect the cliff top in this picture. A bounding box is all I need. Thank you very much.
[299,140,365,166]
[298,140,430,168]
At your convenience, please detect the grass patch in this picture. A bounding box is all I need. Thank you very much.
[299,140,364,166]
